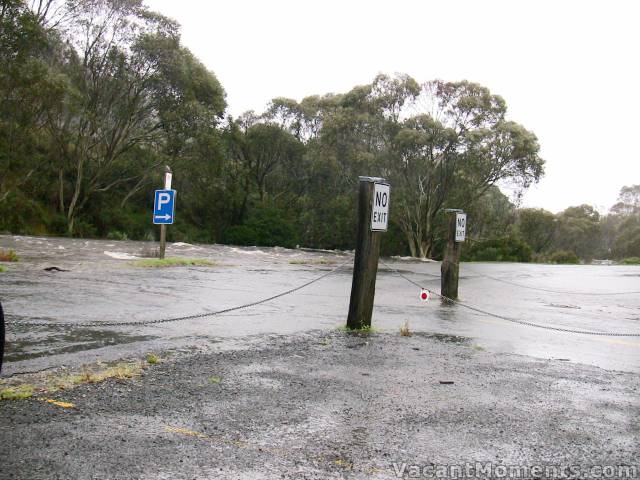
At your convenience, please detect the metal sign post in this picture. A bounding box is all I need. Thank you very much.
[154,166,174,259]
[347,176,390,329]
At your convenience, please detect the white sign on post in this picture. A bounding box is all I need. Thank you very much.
[455,213,467,242]
[371,183,390,231]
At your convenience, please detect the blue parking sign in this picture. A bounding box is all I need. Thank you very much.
[153,189,176,224]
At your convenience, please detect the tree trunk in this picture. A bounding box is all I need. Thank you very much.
[404,229,417,258]
[58,168,65,213]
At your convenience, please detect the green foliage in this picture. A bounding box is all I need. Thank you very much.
[130,258,216,268]
[0,265,5,273]
[0,192,50,235]
[0,385,34,401]
[464,187,517,242]
[337,325,379,333]
[548,250,580,264]
[620,257,640,265]
[224,207,297,248]
[0,2,547,258]
[553,205,601,260]
[146,353,160,365]
[107,231,129,241]
[611,215,640,259]
[463,237,532,262]
[610,184,640,216]
[516,208,556,253]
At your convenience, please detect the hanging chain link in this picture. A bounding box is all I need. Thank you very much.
[6,258,352,329]
[379,259,640,337]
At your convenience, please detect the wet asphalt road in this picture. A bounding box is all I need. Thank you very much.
[1,332,638,479]
[1,235,640,375]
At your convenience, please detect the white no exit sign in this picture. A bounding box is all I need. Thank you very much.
[455,213,467,242]
[371,183,390,232]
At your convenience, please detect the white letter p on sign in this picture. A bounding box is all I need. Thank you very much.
[158,192,171,207]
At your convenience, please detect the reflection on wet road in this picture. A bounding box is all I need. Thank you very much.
[1,235,639,374]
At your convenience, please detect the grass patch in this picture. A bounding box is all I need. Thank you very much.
[399,321,412,337]
[146,353,160,365]
[0,385,34,400]
[0,249,19,262]
[62,363,142,386]
[621,257,640,265]
[289,258,335,265]
[0,360,149,398]
[130,257,216,268]
[472,344,486,351]
[337,325,380,334]
[165,426,209,439]
[208,376,222,384]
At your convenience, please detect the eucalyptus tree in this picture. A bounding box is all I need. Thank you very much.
[0,0,64,206]
[42,0,225,234]
[387,80,544,257]
[516,208,556,253]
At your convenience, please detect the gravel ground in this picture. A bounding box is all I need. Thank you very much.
[1,331,639,479]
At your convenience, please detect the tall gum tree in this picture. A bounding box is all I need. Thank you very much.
[387,80,544,258]
[45,0,225,234]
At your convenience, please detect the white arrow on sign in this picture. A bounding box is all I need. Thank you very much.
[154,214,172,221]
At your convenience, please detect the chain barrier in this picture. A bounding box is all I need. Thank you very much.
[379,259,640,337]
[7,255,640,337]
[6,258,352,329]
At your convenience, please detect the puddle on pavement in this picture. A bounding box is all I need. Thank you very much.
[5,329,156,362]
[411,332,470,345]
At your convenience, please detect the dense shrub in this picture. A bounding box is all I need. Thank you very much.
[106,231,129,241]
[223,207,297,248]
[548,250,580,264]
[620,257,640,265]
[462,236,532,262]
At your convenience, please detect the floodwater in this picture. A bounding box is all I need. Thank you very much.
[1,235,639,374]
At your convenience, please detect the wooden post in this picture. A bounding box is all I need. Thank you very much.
[159,224,167,259]
[347,177,389,329]
[159,165,172,260]
[441,209,465,300]
[0,301,4,373]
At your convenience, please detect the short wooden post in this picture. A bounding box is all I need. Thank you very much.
[158,166,172,260]
[441,209,465,300]
[347,177,389,329]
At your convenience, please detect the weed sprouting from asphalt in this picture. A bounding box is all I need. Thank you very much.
[208,376,222,384]
[337,325,379,334]
[0,249,19,262]
[0,360,151,399]
[399,321,412,337]
[146,353,160,364]
[0,385,34,400]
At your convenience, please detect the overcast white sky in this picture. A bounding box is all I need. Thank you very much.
[146,0,639,214]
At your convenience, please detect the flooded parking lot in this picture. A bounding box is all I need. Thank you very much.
[1,235,639,375]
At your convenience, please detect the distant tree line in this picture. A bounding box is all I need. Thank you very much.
[1,1,637,263]
[463,185,640,263]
